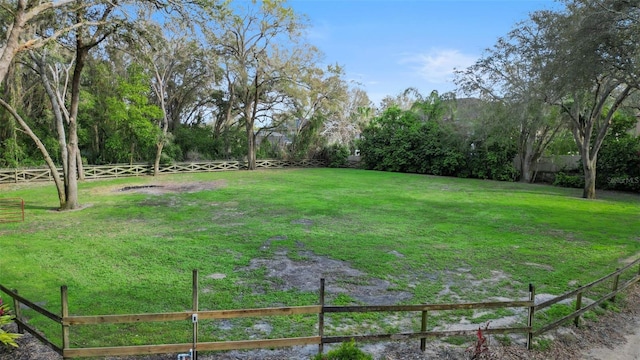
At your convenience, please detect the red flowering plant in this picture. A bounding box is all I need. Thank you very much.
[0,297,21,348]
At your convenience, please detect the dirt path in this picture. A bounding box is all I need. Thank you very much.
[583,317,640,360]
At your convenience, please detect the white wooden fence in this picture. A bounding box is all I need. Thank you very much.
[0,159,326,184]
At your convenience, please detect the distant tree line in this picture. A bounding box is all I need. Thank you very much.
[0,0,373,210]
[358,89,639,194]
[1,0,638,212]
[453,0,640,198]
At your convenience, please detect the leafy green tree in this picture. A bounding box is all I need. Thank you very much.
[596,110,640,192]
[456,21,564,183]
[284,64,349,159]
[359,91,468,177]
[535,0,640,198]
[104,65,163,164]
[1,0,220,209]
[208,0,320,169]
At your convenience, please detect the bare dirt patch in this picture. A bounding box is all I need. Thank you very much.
[241,248,413,305]
[116,181,226,195]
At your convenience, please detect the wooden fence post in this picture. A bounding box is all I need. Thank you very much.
[526,284,535,351]
[11,289,23,334]
[61,286,69,360]
[192,269,199,360]
[318,278,325,357]
[420,310,428,351]
[574,289,582,327]
[611,268,620,302]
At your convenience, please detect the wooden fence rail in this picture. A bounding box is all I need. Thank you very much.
[0,197,24,223]
[532,258,640,336]
[1,259,639,359]
[0,159,327,185]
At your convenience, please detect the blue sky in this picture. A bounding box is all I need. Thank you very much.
[289,0,559,105]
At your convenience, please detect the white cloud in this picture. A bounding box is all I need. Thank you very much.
[400,49,477,84]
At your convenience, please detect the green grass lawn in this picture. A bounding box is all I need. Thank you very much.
[1,168,639,348]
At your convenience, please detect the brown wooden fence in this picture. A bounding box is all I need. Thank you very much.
[0,159,327,184]
[1,258,639,359]
[0,197,24,223]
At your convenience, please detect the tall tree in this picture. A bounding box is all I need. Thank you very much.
[283,64,349,157]
[115,13,220,174]
[321,87,373,149]
[536,0,640,198]
[1,0,219,209]
[456,21,564,183]
[0,0,82,83]
[208,0,319,170]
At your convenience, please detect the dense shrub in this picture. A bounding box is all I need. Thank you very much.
[596,131,640,193]
[553,172,585,188]
[467,139,519,181]
[321,143,350,168]
[358,106,467,176]
[358,104,518,181]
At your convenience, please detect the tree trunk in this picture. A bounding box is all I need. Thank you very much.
[519,130,536,183]
[76,144,84,180]
[0,98,66,207]
[34,51,71,187]
[154,142,164,176]
[582,156,597,199]
[63,120,80,210]
[0,8,27,83]
[246,125,256,170]
[62,22,87,210]
[520,156,532,183]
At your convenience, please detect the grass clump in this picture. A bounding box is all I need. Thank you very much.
[312,339,372,360]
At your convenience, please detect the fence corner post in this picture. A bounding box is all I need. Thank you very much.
[61,285,69,359]
[11,289,23,334]
[611,268,620,302]
[526,283,536,351]
[574,287,582,327]
[192,269,199,360]
[420,310,428,352]
[318,278,325,357]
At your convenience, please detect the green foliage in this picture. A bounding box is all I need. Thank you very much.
[467,138,519,181]
[545,129,578,156]
[257,138,284,159]
[312,339,373,360]
[289,114,327,160]
[532,338,553,352]
[0,137,28,168]
[359,97,518,181]
[101,64,162,164]
[358,105,467,176]
[0,298,21,348]
[443,335,472,346]
[322,143,350,168]
[553,172,585,189]
[596,111,640,193]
